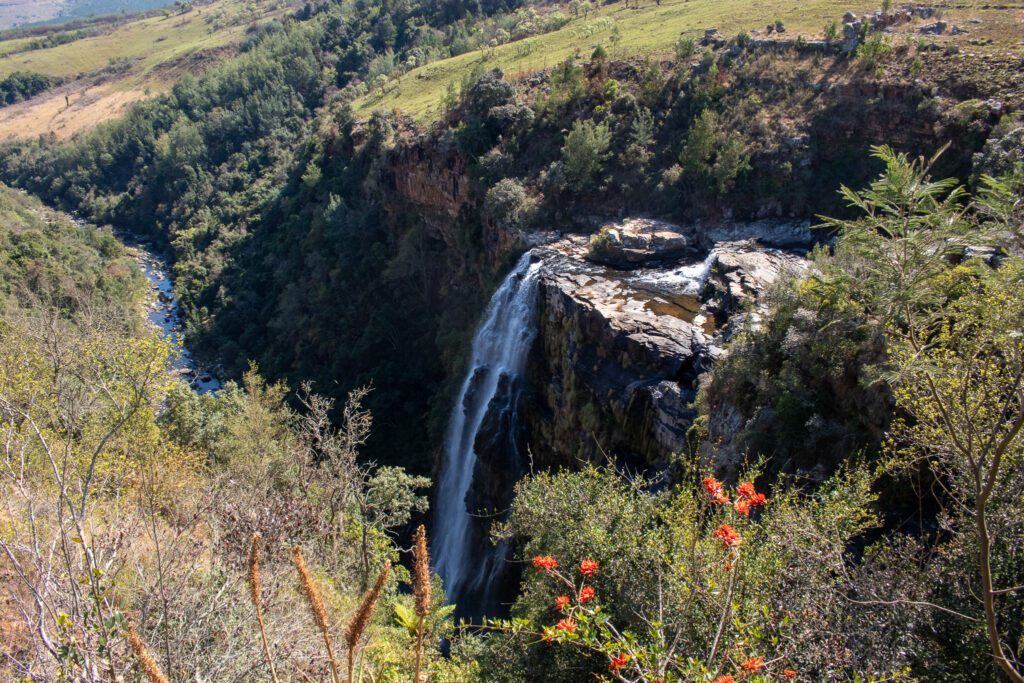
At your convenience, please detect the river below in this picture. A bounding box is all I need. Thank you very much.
[110,227,222,394]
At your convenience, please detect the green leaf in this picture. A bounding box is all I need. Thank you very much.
[393,602,417,634]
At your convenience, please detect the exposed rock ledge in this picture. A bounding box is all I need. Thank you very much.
[522,222,811,469]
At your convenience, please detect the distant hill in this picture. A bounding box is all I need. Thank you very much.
[58,0,175,22]
[0,1,174,31]
[0,0,295,139]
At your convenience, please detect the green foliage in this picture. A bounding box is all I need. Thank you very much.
[455,69,533,155]
[469,465,895,680]
[0,70,52,106]
[819,145,972,327]
[704,146,1024,681]
[856,32,892,65]
[0,183,139,315]
[483,178,536,231]
[540,58,586,115]
[560,119,612,191]
[675,35,697,60]
[678,109,751,195]
[824,19,839,42]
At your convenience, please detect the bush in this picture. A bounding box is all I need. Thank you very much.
[0,71,52,106]
[678,109,752,195]
[483,178,536,231]
[824,19,839,42]
[560,119,612,191]
[675,36,697,60]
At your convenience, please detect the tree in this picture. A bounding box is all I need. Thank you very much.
[889,269,1024,682]
[560,119,612,191]
[822,146,1024,681]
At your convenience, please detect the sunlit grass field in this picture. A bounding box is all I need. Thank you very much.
[354,0,1024,122]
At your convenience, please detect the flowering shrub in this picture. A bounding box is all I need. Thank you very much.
[481,473,828,682]
[468,465,909,681]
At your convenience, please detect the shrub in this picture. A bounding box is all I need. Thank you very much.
[560,119,612,190]
[483,178,536,231]
[675,36,697,61]
[824,19,839,42]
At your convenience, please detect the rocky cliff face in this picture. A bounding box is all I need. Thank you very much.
[521,219,811,470]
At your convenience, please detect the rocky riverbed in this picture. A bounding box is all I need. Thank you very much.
[125,236,222,394]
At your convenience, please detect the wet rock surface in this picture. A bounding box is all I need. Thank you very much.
[523,222,811,469]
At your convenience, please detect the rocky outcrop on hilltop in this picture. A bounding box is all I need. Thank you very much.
[521,224,811,469]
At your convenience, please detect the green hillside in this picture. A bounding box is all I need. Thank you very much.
[355,0,1024,121]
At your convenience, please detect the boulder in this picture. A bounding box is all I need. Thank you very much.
[919,21,947,35]
[585,218,698,269]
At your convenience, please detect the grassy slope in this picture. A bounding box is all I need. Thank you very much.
[0,2,259,79]
[355,0,1024,122]
[0,0,293,139]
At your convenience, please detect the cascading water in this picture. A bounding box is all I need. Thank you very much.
[433,251,543,617]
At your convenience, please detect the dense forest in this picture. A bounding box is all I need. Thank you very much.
[1,0,1023,680]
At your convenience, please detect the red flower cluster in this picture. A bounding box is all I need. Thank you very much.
[724,481,767,516]
[741,656,765,672]
[783,669,798,679]
[609,653,630,672]
[579,558,599,576]
[555,617,577,633]
[712,523,742,549]
[738,481,767,504]
[713,676,735,683]
[580,586,596,603]
[532,555,558,572]
[555,595,570,611]
[703,477,730,505]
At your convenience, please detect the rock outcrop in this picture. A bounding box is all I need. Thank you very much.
[585,218,698,269]
[523,223,811,469]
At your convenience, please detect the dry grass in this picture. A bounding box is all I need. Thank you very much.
[0,80,152,140]
[0,0,297,140]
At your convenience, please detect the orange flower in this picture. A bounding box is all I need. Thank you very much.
[579,586,596,603]
[609,653,630,672]
[737,481,756,499]
[555,617,577,633]
[723,561,734,572]
[783,669,798,679]
[704,476,731,504]
[713,676,735,683]
[703,476,722,496]
[555,595,570,611]
[748,492,767,507]
[532,555,558,572]
[741,656,765,671]
[712,523,742,548]
[579,559,599,576]
[733,499,751,516]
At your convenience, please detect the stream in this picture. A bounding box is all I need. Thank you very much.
[132,242,222,394]
[89,218,222,394]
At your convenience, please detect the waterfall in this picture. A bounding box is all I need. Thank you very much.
[433,251,543,617]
